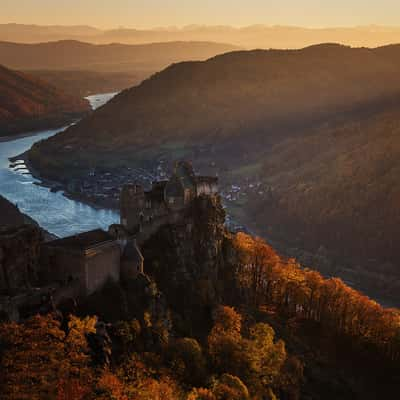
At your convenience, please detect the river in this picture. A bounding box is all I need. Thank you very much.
[0,93,119,237]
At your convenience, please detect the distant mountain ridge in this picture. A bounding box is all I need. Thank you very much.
[0,64,90,136]
[0,23,101,43]
[0,40,240,72]
[4,23,400,48]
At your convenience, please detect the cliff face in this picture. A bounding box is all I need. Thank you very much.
[142,195,236,334]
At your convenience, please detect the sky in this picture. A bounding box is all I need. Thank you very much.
[1,0,400,29]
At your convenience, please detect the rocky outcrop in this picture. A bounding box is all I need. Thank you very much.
[0,224,43,293]
[142,195,235,333]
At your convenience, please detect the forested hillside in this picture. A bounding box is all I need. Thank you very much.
[30,44,400,162]
[0,64,90,136]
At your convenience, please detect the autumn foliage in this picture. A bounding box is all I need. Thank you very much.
[0,232,399,399]
[0,314,95,400]
[233,232,400,362]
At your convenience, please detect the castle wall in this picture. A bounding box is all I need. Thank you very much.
[84,242,121,295]
[41,240,121,297]
[166,195,185,211]
[40,246,86,291]
[120,185,145,231]
[143,201,169,220]
[137,210,184,245]
[121,241,144,281]
[184,188,194,204]
[196,182,218,196]
[137,215,170,245]
[121,259,138,281]
[52,280,82,305]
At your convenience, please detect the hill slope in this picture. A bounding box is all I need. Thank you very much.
[0,64,90,136]
[0,195,31,227]
[29,44,400,164]
[29,44,400,298]
[246,101,400,297]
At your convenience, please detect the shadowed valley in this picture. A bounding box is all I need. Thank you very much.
[28,44,400,302]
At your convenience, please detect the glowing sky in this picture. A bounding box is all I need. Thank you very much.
[1,0,400,29]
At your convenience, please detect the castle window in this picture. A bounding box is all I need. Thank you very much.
[146,200,152,209]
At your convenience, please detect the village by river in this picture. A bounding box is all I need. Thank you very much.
[0,90,251,238]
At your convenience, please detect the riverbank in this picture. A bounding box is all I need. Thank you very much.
[0,123,71,143]
[0,93,120,238]
[10,151,114,213]
[0,92,117,143]
[4,92,120,213]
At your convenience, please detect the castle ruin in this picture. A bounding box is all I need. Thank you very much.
[0,161,219,321]
[120,161,218,242]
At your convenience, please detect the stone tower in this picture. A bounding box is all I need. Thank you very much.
[174,161,197,204]
[120,184,145,231]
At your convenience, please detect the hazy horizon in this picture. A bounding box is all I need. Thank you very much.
[4,22,400,49]
[4,22,400,31]
[2,0,400,30]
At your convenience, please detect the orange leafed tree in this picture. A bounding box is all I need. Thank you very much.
[0,314,97,400]
[233,232,400,362]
